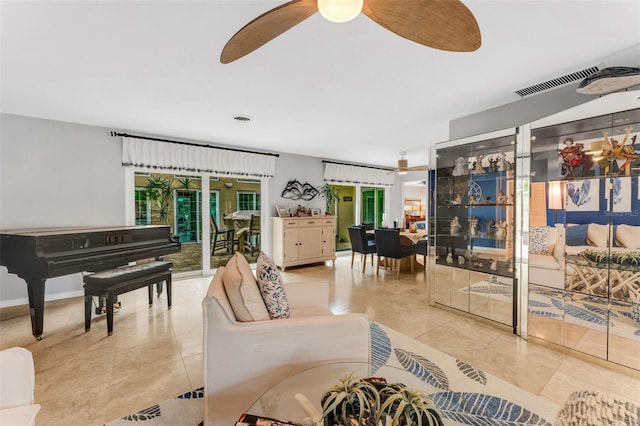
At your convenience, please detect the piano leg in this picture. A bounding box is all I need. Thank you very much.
[25,278,46,340]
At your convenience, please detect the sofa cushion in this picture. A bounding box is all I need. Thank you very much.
[256,251,290,319]
[616,224,640,249]
[565,224,588,246]
[530,226,554,255]
[587,223,610,248]
[529,253,561,270]
[206,267,237,321]
[222,253,269,322]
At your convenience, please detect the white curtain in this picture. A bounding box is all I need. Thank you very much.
[121,137,276,177]
[323,162,394,186]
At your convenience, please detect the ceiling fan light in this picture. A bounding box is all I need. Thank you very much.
[318,0,363,23]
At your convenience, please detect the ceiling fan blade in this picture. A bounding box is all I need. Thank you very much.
[220,0,318,64]
[406,165,430,171]
[362,0,481,52]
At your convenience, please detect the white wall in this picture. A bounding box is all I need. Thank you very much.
[0,113,125,304]
[267,153,325,217]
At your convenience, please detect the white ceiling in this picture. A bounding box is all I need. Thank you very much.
[1,1,639,169]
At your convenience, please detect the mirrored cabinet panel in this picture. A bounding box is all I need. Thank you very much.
[527,107,640,370]
[430,132,517,327]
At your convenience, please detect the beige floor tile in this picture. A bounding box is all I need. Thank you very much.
[468,334,567,395]
[539,356,640,405]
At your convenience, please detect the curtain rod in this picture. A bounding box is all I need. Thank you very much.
[322,159,393,172]
[111,132,279,158]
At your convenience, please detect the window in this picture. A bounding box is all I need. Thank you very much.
[237,192,260,211]
[134,188,151,225]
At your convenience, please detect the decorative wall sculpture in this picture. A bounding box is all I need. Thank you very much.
[281,180,319,200]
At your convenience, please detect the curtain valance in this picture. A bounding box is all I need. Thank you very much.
[323,162,394,186]
[121,137,276,178]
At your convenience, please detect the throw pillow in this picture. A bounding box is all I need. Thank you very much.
[256,251,290,319]
[587,223,610,248]
[222,253,269,322]
[565,224,588,246]
[529,226,551,255]
[616,224,640,249]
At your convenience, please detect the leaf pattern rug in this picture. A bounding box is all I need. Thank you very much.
[105,322,559,425]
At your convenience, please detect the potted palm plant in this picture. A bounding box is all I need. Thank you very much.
[319,183,339,215]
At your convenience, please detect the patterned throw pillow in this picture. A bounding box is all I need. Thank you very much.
[255,251,290,319]
[529,227,551,255]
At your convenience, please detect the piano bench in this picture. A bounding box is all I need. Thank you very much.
[83,261,173,336]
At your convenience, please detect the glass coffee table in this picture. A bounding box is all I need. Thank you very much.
[245,362,429,424]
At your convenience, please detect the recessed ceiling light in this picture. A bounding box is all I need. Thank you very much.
[233,115,252,122]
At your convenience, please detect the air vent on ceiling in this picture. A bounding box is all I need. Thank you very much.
[514,65,601,97]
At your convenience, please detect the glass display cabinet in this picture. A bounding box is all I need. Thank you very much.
[430,132,517,327]
[527,107,640,371]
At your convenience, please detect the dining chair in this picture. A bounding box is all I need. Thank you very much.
[348,225,377,273]
[211,216,235,254]
[374,228,418,278]
[361,222,376,240]
[242,214,261,256]
[415,238,428,271]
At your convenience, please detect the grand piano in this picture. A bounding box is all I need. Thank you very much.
[0,225,181,339]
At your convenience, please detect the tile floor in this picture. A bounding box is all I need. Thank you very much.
[1,252,639,426]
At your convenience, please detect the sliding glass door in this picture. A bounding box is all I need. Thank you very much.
[361,187,385,228]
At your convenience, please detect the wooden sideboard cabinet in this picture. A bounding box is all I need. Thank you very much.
[272,216,336,270]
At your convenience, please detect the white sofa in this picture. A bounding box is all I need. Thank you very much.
[0,347,40,426]
[202,254,370,426]
[529,224,565,289]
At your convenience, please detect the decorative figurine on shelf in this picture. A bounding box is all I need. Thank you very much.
[458,256,465,265]
[486,218,495,236]
[496,190,508,204]
[451,193,463,205]
[559,137,595,178]
[506,257,514,273]
[450,216,461,235]
[490,259,498,271]
[446,253,453,264]
[472,153,485,174]
[495,220,507,240]
[488,157,499,173]
[452,157,468,176]
[296,205,311,216]
[469,217,479,237]
[498,151,513,171]
[599,127,639,176]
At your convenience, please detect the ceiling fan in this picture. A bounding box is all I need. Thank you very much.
[220,0,481,64]
[390,152,430,175]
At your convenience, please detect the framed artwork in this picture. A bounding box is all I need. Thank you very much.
[276,205,288,218]
[606,177,631,212]
[566,179,599,212]
[311,208,321,216]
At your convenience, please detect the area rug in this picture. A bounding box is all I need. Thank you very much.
[105,322,560,425]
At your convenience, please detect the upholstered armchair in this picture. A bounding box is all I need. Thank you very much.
[202,254,370,426]
[0,347,40,426]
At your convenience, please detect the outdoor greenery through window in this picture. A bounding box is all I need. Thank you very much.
[133,172,261,273]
